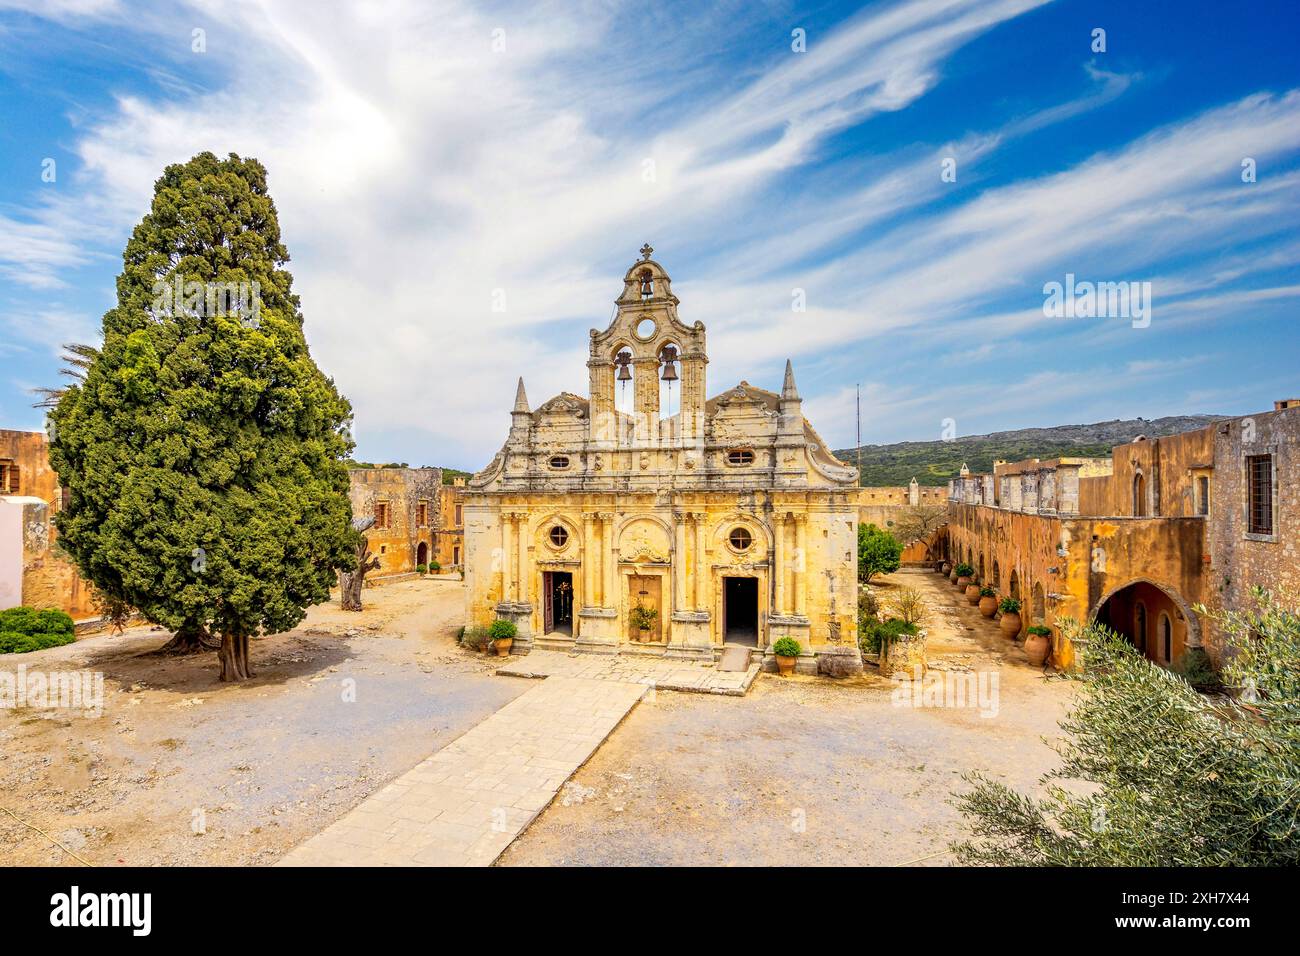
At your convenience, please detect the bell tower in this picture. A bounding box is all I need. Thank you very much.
[588,245,707,445]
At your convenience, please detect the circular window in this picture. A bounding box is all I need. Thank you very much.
[635,317,656,339]
[549,455,569,469]
[548,525,569,548]
[728,527,753,552]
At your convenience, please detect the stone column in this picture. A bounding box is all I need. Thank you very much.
[500,508,513,601]
[693,512,708,611]
[673,510,687,613]
[600,512,616,608]
[773,512,787,615]
[794,513,808,617]
[582,512,596,608]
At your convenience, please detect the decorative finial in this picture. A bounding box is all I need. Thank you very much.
[639,243,653,261]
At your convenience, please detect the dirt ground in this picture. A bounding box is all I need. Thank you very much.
[499,568,1073,866]
[0,578,523,866]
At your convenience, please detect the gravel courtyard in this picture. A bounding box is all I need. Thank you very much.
[2,569,1072,866]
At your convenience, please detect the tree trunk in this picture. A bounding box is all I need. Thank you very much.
[153,621,219,655]
[340,540,380,611]
[218,630,253,682]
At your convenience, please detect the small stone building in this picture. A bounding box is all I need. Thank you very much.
[463,248,862,674]
[0,429,97,620]
[347,466,442,576]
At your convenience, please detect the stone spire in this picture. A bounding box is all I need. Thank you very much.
[781,359,799,400]
[509,377,532,445]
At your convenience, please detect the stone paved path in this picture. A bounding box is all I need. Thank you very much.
[496,649,760,696]
[276,676,647,867]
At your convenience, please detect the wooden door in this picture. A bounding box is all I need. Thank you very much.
[627,574,663,642]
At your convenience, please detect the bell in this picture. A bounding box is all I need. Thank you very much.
[660,361,678,381]
[616,363,632,382]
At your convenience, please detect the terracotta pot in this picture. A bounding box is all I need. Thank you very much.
[940,562,951,575]
[776,654,797,677]
[956,575,972,589]
[1024,631,1051,666]
[964,584,981,604]
[948,570,959,583]
[979,596,997,617]
[999,611,1022,639]
[493,637,513,657]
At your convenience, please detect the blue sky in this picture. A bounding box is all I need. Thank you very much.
[1,0,1297,470]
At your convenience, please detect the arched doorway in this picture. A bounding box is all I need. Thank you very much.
[1093,580,1195,665]
[1133,472,1147,517]
[416,541,428,568]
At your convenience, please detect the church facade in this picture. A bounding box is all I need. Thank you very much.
[463,248,862,674]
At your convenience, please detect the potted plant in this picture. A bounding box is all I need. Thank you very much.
[772,636,802,676]
[488,618,517,657]
[429,560,441,573]
[954,563,975,589]
[416,563,427,575]
[977,585,998,618]
[998,597,1023,639]
[1024,624,1052,666]
[629,604,658,642]
[460,625,490,654]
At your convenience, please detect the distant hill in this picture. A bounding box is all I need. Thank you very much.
[834,415,1225,487]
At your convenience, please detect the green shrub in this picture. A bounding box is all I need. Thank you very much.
[0,607,78,654]
[460,625,491,650]
[428,561,441,572]
[772,636,802,658]
[1026,624,1052,637]
[0,629,76,654]
[415,563,427,574]
[860,617,918,655]
[1172,647,1221,692]
[979,585,997,598]
[999,597,1022,614]
[954,563,975,578]
[487,619,517,641]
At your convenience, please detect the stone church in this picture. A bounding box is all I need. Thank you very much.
[464,247,862,674]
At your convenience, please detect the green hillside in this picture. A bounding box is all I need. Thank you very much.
[834,415,1224,487]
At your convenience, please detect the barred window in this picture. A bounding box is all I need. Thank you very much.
[1247,454,1273,535]
[726,448,755,466]
[374,501,390,529]
[417,501,429,527]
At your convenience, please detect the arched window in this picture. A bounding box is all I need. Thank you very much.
[1133,472,1147,517]
[1160,613,1172,663]
[1134,602,1147,653]
[1031,583,1045,623]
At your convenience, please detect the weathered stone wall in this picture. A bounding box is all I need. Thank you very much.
[0,429,98,620]
[946,503,1208,668]
[347,467,441,576]
[435,481,465,569]
[1206,405,1299,650]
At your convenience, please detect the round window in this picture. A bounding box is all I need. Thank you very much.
[549,525,569,548]
[635,317,656,339]
[728,527,752,552]
[549,455,569,469]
